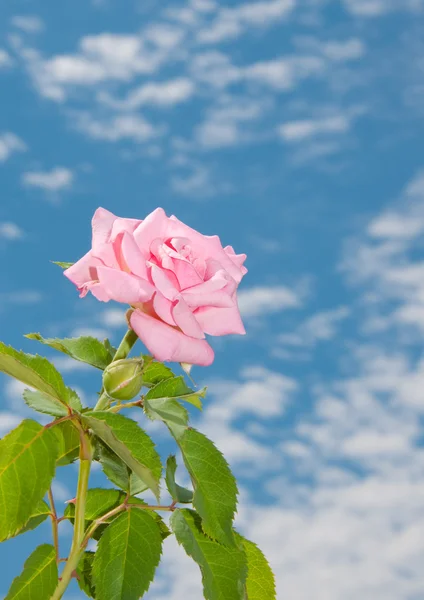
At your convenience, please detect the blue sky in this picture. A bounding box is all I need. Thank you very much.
[1,0,424,598]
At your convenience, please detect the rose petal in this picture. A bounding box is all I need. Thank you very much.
[153,292,176,326]
[130,310,214,366]
[64,250,103,289]
[133,207,169,254]
[171,258,203,290]
[92,207,117,248]
[110,217,142,241]
[97,266,155,304]
[120,232,149,279]
[181,290,234,309]
[149,264,180,300]
[172,298,205,339]
[194,303,246,336]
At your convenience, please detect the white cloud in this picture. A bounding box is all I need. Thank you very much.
[0,133,26,162]
[197,0,295,43]
[278,306,350,352]
[279,115,351,142]
[22,167,74,191]
[100,308,126,327]
[76,114,160,142]
[343,0,424,16]
[0,50,13,68]
[100,78,195,110]
[11,15,44,33]
[0,291,42,305]
[0,222,25,240]
[0,412,21,436]
[237,285,301,318]
[320,38,366,61]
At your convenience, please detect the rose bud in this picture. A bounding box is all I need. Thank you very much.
[102,357,144,401]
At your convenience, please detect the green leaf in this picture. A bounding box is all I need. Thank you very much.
[16,500,51,537]
[82,412,162,500]
[0,342,77,410]
[236,534,276,600]
[96,441,148,496]
[92,509,163,600]
[141,357,174,387]
[77,551,96,598]
[165,455,193,504]
[52,261,74,269]
[25,333,114,370]
[53,420,80,466]
[171,509,247,600]
[0,420,57,541]
[178,428,238,547]
[144,397,189,440]
[5,544,58,600]
[23,390,68,418]
[145,375,205,410]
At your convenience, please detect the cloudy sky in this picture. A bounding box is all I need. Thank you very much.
[2,0,424,598]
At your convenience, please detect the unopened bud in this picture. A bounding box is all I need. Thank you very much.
[103,358,144,401]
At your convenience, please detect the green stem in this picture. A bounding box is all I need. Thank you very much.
[94,328,139,411]
[50,437,92,600]
[47,488,60,565]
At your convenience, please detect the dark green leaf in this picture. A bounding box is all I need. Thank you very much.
[0,342,77,410]
[141,357,174,387]
[165,455,193,504]
[82,412,162,500]
[52,261,74,269]
[178,428,238,547]
[16,500,51,537]
[5,544,58,600]
[25,333,114,370]
[77,551,96,598]
[145,375,205,410]
[144,397,189,440]
[0,420,57,541]
[236,534,276,600]
[171,509,247,600]
[96,441,148,495]
[92,509,163,600]
[53,420,80,466]
[23,390,68,418]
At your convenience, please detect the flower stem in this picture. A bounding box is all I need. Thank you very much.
[47,488,60,565]
[94,327,139,411]
[50,435,92,600]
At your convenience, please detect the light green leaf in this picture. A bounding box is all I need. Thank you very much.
[16,500,51,537]
[83,412,162,500]
[0,420,57,541]
[23,390,68,418]
[52,261,74,269]
[141,356,174,387]
[178,428,238,547]
[145,375,205,410]
[96,441,148,496]
[77,551,96,598]
[165,455,193,504]
[171,509,247,600]
[92,509,163,600]
[53,420,80,466]
[0,342,77,410]
[236,534,276,600]
[5,544,58,600]
[26,333,114,370]
[144,397,189,440]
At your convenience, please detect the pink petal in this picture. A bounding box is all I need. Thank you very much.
[97,266,155,304]
[64,251,103,289]
[172,258,203,290]
[194,303,246,336]
[181,290,234,309]
[110,217,142,241]
[133,208,169,254]
[91,207,117,248]
[152,292,176,326]
[120,232,149,279]
[130,310,214,366]
[149,264,180,300]
[172,298,205,339]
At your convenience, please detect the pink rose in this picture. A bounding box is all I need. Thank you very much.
[65,207,247,366]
